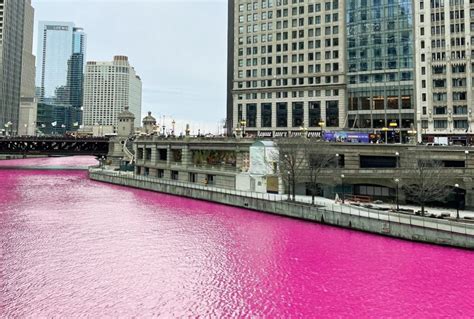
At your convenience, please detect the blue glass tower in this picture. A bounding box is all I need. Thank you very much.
[346,0,415,139]
[35,22,86,134]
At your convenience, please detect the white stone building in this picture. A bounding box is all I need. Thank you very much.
[83,55,142,129]
[415,0,474,143]
[227,0,347,137]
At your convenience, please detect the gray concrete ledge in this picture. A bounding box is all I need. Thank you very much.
[89,170,474,250]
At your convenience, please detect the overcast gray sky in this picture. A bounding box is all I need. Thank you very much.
[32,0,228,134]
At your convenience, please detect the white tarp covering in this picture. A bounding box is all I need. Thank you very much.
[249,140,278,175]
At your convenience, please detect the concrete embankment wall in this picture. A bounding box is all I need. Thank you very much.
[89,172,474,250]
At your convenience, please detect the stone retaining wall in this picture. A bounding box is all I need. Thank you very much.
[89,171,474,250]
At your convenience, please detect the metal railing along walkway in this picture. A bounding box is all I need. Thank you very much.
[89,168,474,237]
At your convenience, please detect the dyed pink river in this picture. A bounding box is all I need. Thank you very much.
[0,157,473,317]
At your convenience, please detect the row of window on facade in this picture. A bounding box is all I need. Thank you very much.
[238,63,340,78]
[237,101,339,128]
[238,29,341,48]
[236,75,340,88]
[347,116,415,129]
[239,1,339,14]
[422,105,469,115]
[237,89,339,100]
[237,50,340,69]
[348,72,413,84]
[137,167,216,185]
[348,90,413,110]
[237,40,339,58]
[421,119,469,129]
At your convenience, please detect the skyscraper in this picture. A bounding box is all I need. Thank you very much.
[0,0,27,135]
[227,0,346,138]
[36,21,86,134]
[19,0,37,136]
[83,56,142,128]
[346,0,415,140]
[414,0,473,144]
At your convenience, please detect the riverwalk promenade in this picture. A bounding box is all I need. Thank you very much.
[89,168,474,249]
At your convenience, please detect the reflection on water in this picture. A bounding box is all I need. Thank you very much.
[0,157,473,317]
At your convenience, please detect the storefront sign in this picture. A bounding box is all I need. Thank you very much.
[307,131,322,138]
[257,131,273,138]
[274,131,289,138]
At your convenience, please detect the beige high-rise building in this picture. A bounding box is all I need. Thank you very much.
[83,56,142,129]
[414,0,474,144]
[19,0,37,136]
[0,0,27,135]
[227,0,346,137]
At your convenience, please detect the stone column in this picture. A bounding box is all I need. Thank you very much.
[166,144,171,167]
[182,145,191,167]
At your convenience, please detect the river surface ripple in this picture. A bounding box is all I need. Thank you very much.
[0,157,473,317]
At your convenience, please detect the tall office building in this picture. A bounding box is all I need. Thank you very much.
[0,0,27,135]
[19,0,37,136]
[346,0,415,140]
[83,56,142,128]
[36,21,86,134]
[228,0,346,138]
[414,0,473,144]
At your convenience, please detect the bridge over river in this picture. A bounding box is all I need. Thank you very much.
[0,137,109,156]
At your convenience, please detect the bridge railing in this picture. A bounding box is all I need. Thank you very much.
[89,168,474,237]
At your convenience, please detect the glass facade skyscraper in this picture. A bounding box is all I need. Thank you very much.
[346,0,415,135]
[36,21,86,134]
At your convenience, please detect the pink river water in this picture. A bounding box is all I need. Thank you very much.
[0,157,473,317]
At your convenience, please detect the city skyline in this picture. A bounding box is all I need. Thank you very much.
[32,0,228,134]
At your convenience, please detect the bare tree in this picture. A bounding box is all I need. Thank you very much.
[274,137,307,201]
[403,156,451,215]
[305,142,336,205]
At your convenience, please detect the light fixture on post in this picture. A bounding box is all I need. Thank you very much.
[395,151,400,168]
[382,127,389,144]
[240,120,247,137]
[389,121,398,143]
[318,120,325,136]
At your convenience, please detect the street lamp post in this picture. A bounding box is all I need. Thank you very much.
[341,174,345,204]
[287,170,291,201]
[389,121,398,143]
[454,184,460,220]
[240,120,247,137]
[395,151,400,168]
[382,127,389,144]
[465,150,469,169]
[394,178,400,211]
[318,120,325,140]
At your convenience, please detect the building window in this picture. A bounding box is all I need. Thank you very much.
[207,174,215,185]
[171,171,179,180]
[292,102,304,127]
[276,102,288,127]
[326,101,339,127]
[157,169,164,178]
[261,103,272,127]
[309,101,321,127]
[434,120,448,129]
[454,120,468,129]
[246,103,257,127]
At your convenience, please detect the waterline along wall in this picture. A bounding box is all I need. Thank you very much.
[89,169,474,250]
